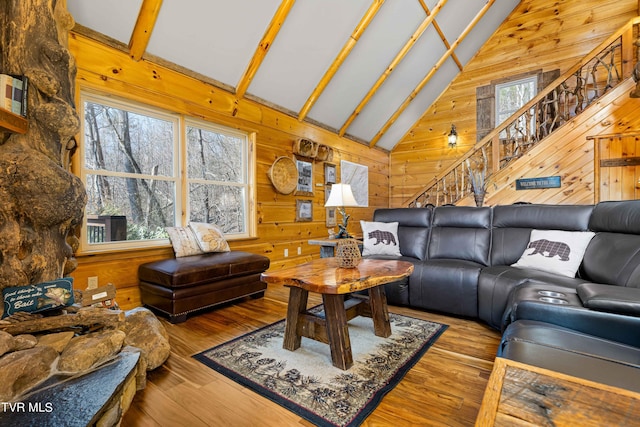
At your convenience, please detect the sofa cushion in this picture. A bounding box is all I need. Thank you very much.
[577,283,640,316]
[511,229,595,278]
[138,251,270,289]
[490,204,593,266]
[410,259,482,317]
[360,220,401,257]
[429,206,491,265]
[581,233,640,287]
[373,208,431,260]
[165,226,203,257]
[499,320,640,392]
[189,222,230,253]
[477,265,588,329]
[589,199,640,234]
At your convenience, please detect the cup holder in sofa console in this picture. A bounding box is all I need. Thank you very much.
[538,290,566,298]
[538,296,569,304]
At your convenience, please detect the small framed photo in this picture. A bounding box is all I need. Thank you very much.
[325,185,336,227]
[296,199,313,222]
[295,157,314,196]
[324,162,336,185]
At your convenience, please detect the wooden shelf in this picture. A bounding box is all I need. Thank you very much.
[0,108,27,134]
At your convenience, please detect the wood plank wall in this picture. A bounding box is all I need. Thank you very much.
[390,0,639,207]
[457,78,640,207]
[67,34,389,310]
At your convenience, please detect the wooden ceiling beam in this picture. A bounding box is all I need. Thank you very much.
[369,0,495,147]
[419,0,463,70]
[236,0,296,99]
[339,0,448,137]
[128,0,163,61]
[297,0,385,122]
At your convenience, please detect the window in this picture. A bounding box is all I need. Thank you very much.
[495,76,537,138]
[185,119,248,234]
[78,92,254,252]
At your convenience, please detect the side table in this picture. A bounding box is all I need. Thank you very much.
[476,357,640,426]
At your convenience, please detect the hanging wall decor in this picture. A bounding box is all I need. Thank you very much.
[295,157,314,196]
[340,160,368,207]
[267,156,298,195]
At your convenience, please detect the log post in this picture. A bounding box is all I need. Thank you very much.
[0,0,86,291]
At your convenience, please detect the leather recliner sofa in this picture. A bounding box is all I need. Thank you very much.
[369,200,640,392]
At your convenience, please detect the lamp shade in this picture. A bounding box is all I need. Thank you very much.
[325,183,358,207]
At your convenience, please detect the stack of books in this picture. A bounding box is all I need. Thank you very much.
[0,74,28,117]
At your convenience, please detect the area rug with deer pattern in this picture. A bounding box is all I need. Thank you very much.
[193,306,447,427]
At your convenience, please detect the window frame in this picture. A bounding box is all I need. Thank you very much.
[495,75,537,133]
[76,90,256,254]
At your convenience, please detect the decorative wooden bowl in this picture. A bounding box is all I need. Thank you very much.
[268,156,298,194]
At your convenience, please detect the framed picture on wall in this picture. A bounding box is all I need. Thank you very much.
[296,199,313,222]
[295,157,313,196]
[325,184,336,227]
[324,162,336,185]
[341,160,368,207]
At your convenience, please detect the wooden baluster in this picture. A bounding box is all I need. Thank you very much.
[454,168,459,201]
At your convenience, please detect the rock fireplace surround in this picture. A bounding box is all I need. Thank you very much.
[0,306,170,426]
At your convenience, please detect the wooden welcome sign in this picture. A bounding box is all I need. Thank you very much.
[515,176,561,190]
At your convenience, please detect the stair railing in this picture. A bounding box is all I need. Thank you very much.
[405,17,640,208]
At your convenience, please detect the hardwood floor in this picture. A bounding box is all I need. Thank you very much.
[122,284,501,427]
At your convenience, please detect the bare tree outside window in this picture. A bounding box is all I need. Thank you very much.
[80,93,251,251]
[496,76,537,139]
[186,123,247,234]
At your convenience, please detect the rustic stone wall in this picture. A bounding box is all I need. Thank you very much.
[0,0,86,290]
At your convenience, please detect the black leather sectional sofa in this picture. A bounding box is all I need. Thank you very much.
[369,200,640,392]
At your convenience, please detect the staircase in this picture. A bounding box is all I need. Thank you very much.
[404,17,640,208]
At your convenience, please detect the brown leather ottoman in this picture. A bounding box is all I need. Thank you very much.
[138,251,270,323]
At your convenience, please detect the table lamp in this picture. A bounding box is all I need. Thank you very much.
[325,183,359,238]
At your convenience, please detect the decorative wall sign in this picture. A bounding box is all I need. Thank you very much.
[516,176,561,190]
[2,278,75,318]
[341,160,368,207]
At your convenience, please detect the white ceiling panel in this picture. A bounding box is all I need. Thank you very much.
[145,0,281,87]
[67,0,517,151]
[437,0,487,43]
[347,25,448,142]
[455,0,520,66]
[307,0,426,131]
[376,58,460,150]
[247,0,372,113]
[67,0,142,44]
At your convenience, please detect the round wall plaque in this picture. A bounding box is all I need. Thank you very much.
[268,156,298,194]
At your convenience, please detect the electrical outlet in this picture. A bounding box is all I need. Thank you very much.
[284,249,288,257]
[87,276,98,289]
[297,247,302,255]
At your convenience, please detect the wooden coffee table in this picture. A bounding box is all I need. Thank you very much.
[260,258,414,370]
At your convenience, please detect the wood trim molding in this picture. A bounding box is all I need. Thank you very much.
[297,0,385,122]
[235,0,296,99]
[339,0,448,137]
[128,0,163,61]
[370,0,495,147]
[418,0,462,70]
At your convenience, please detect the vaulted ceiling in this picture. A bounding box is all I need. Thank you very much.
[66,0,519,151]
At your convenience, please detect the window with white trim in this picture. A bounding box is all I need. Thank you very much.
[79,92,254,252]
[495,76,537,137]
